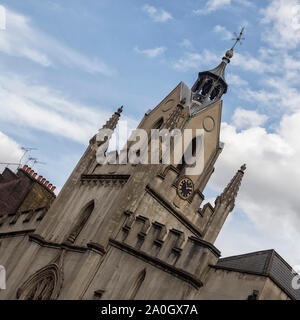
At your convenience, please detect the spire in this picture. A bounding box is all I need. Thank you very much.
[191,27,245,107]
[215,164,246,211]
[89,106,123,145]
[102,106,123,130]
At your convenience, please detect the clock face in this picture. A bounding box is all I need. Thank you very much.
[177,177,194,200]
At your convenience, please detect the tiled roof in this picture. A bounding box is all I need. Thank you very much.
[214,249,300,300]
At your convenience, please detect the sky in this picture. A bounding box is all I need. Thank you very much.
[0,0,300,268]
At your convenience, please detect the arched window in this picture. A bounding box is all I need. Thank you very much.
[177,138,197,172]
[66,200,95,244]
[128,268,146,300]
[17,264,63,300]
[152,117,164,130]
[22,276,54,300]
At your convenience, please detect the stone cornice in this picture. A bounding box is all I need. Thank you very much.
[28,233,106,255]
[81,174,130,181]
[0,229,35,238]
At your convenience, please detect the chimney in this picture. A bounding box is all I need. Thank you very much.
[26,167,31,173]
[33,173,37,179]
[48,183,52,189]
[45,181,49,187]
[41,178,46,184]
[23,165,28,171]
[37,175,43,181]
[51,186,56,192]
[30,169,34,176]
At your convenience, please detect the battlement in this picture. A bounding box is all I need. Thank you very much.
[0,206,48,235]
[113,213,220,287]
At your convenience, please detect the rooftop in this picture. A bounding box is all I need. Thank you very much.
[214,249,300,300]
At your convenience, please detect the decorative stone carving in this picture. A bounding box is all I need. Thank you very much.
[203,116,215,132]
[164,104,185,131]
[162,99,174,112]
[17,250,65,300]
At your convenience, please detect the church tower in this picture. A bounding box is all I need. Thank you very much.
[0,31,250,300]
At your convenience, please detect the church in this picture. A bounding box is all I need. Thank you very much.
[0,32,299,300]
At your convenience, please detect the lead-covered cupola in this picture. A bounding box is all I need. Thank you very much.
[190,27,244,112]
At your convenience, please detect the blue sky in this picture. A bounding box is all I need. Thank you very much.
[1,0,300,268]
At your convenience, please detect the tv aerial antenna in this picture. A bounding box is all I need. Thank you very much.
[27,157,46,168]
[19,147,37,167]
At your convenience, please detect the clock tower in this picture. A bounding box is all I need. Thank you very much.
[0,31,256,300]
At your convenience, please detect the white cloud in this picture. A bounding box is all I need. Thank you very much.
[0,72,138,145]
[209,109,300,263]
[241,76,300,114]
[0,132,23,172]
[180,39,193,50]
[194,0,252,15]
[173,48,275,75]
[0,8,114,75]
[260,0,300,49]
[142,4,173,22]
[232,107,268,129]
[134,46,166,58]
[213,25,232,40]
[215,214,300,266]
[231,52,279,74]
[173,49,219,71]
[226,73,248,87]
[194,0,231,14]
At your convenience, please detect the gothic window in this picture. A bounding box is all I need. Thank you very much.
[128,268,146,300]
[23,276,54,300]
[152,117,164,130]
[66,200,95,244]
[17,264,62,300]
[177,137,197,172]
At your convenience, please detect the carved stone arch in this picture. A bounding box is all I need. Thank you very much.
[17,263,63,300]
[66,200,95,244]
[152,117,164,130]
[128,268,146,300]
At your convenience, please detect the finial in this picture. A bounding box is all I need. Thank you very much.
[190,27,245,108]
[240,164,246,172]
[225,27,245,60]
[231,27,245,50]
[117,106,123,115]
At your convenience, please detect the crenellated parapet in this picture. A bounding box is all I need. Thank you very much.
[0,207,48,235]
[111,213,220,288]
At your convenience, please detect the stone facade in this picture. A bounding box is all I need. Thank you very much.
[0,47,299,300]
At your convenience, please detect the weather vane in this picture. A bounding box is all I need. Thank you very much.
[231,27,245,51]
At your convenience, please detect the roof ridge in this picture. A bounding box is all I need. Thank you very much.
[218,249,275,262]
